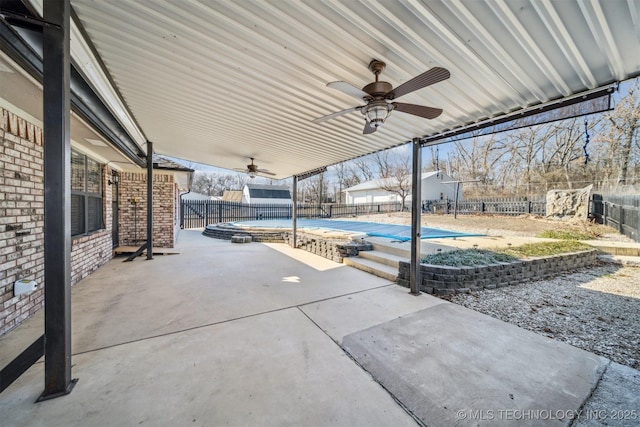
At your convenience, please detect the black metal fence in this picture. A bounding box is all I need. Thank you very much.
[181,196,551,228]
[180,200,403,228]
[591,194,640,242]
[423,197,546,216]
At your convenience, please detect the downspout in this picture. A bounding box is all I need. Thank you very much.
[179,189,191,229]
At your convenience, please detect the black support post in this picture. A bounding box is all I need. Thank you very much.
[292,175,298,248]
[40,0,76,400]
[146,141,153,260]
[410,138,422,296]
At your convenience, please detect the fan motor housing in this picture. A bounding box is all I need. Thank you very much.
[362,81,392,96]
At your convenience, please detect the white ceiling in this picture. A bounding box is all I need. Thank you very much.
[0,51,137,170]
[61,0,640,179]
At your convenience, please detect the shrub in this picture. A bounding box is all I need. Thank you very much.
[421,249,517,266]
[421,241,592,266]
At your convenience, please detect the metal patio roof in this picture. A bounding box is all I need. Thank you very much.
[58,1,640,178]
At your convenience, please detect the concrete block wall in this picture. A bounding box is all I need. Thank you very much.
[283,232,351,263]
[203,224,287,242]
[119,172,176,248]
[202,225,356,263]
[397,250,597,295]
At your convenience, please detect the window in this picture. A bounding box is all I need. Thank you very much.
[71,151,103,236]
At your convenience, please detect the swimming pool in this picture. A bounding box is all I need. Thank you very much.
[232,219,482,242]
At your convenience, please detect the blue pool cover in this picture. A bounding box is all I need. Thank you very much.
[232,219,483,242]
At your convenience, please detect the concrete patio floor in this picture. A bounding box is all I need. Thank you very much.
[0,230,634,426]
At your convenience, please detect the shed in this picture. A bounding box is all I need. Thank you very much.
[344,171,459,204]
[242,184,292,205]
[222,190,243,202]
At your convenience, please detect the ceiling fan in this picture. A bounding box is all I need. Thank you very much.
[313,59,450,134]
[234,157,275,178]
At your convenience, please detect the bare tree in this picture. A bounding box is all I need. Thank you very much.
[352,158,375,181]
[599,81,640,189]
[372,151,393,178]
[232,174,250,190]
[449,135,509,197]
[379,155,412,207]
[510,126,546,193]
[192,172,242,196]
[304,171,329,204]
[192,172,217,196]
[425,146,440,173]
[334,162,361,203]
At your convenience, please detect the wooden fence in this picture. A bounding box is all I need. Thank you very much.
[591,194,640,242]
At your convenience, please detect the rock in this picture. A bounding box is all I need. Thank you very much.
[545,184,593,219]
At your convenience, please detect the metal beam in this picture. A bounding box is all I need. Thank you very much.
[420,85,614,147]
[40,0,76,400]
[292,175,298,248]
[146,141,154,260]
[1,335,44,394]
[0,12,147,166]
[410,138,422,296]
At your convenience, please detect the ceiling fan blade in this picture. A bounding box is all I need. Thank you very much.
[233,168,248,172]
[327,81,370,100]
[387,67,450,100]
[312,106,362,123]
[392,102,443,119]
[363,120,377,135]
[257,169,276,176]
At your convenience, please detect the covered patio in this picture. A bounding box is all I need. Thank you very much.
[1,0,639,420]
[1,231,618,426]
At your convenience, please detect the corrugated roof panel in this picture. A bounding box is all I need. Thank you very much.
[67,0,640,179]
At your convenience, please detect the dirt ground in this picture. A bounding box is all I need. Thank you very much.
[353,212,631,242]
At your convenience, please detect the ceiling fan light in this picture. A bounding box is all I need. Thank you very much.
[248,170,257,178]
[365,101,392,127]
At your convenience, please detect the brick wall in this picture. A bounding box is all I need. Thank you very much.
[0,108,45,335]
[119,172,176,248]
[1,107,115,335]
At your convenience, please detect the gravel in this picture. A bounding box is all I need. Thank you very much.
[447,262,640,370]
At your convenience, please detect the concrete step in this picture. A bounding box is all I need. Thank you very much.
[358,250,408,268]
[582,241,640,257]
[343,257,398,282]
[370,242,411,258]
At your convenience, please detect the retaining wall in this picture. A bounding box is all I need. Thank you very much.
[203,224,287,242]
[203,225,368,263]
[283,232,368,263]
[397,250,598,295]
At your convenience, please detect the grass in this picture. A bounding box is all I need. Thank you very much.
[421,240,592,266]
[537,229,594,240]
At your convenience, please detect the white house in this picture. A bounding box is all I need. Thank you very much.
[242,184,292,204]
[344,171,460,204]
[181,191,218,201]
